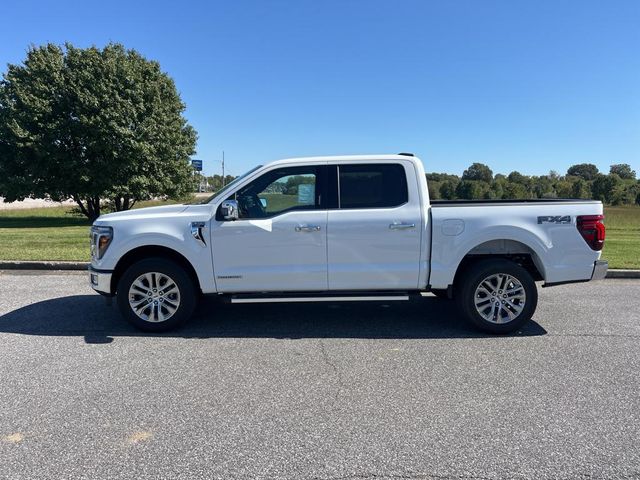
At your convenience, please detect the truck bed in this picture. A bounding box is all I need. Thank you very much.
[428,197,604,289]
[431,198,601,207]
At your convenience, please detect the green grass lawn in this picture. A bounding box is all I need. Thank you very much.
[1,202,639,268]
[0,199,184,262]
[0,207,90,261]
[601,206,640,269]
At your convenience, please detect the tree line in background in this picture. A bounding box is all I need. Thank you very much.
[202,163,639,206]
[427,162,639,205]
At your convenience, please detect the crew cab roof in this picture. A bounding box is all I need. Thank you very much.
[267,154,421,167]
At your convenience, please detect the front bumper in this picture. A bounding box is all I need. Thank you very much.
[89,266,113,296]
[591,260,608,281]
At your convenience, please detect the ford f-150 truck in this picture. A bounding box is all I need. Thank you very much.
[89,154,608,334]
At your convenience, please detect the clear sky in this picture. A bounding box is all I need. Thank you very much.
[1,0,639,177]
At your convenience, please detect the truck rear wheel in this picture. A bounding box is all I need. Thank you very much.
[456,259,537,334]
[116,257,197,332]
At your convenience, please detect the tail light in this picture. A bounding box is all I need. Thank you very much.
[576,215,605,251]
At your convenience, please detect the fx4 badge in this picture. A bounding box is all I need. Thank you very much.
[537,215,571,224]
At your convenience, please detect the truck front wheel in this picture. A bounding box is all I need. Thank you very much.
[116,258,198,332]
[456,259,538,334]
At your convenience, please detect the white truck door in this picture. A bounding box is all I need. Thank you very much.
[211,165,328,293]
[327,162,422,290]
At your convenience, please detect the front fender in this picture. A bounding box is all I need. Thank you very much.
[92,218,216,293]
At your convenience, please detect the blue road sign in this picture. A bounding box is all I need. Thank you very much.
[191,159,203,171]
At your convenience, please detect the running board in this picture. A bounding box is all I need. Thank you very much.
[229,293,410,304]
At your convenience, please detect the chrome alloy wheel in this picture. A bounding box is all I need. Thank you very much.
[128,272,181,323]
[473,273,526,324]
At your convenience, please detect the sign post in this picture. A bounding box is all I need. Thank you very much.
[221,151,225,186]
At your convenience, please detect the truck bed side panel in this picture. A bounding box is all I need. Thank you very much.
[429,201,603,289]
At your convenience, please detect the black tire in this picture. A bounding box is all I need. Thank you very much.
[116,257,198,332]
[455,258,538,334]
[431,289,450,300]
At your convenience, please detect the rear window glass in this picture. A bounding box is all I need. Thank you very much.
[339,164,408,209]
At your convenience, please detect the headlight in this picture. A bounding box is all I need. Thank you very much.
[90,225,113,260]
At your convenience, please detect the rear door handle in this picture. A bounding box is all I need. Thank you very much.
[389,222,416,230]
[295,225,321,232]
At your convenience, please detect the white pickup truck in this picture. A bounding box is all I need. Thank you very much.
[89,154,607,334]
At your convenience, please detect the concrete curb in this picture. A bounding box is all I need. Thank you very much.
[0,261,88,271]
[605,269,640,279]
[0,260,639,278]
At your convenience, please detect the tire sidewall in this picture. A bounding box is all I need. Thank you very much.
[458,259,538,334]
[116,258,197,332]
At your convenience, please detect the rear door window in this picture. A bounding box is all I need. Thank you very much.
[338,164,408,209]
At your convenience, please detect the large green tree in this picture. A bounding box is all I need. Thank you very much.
[609,163,636,180]
[461,162,493,183]
[455,180,490,199]
[591,174,622,204]
[567,163,599,181]
[439,180,458,199]
[0,43,197,221]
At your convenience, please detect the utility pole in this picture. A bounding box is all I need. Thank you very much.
[221,151,225,187]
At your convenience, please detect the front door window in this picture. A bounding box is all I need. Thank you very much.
[231,167,320,219]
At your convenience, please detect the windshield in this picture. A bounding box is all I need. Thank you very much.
[194,165,263,204]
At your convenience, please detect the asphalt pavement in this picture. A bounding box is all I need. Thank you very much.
[0,271,638,480]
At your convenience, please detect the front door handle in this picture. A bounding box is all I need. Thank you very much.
[389,222,416,230]
[295,225,321,232]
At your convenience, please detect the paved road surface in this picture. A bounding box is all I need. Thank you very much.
[0,271,638,479]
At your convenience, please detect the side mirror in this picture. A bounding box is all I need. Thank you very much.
[220,199,239,221]
[259,197,267,208]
